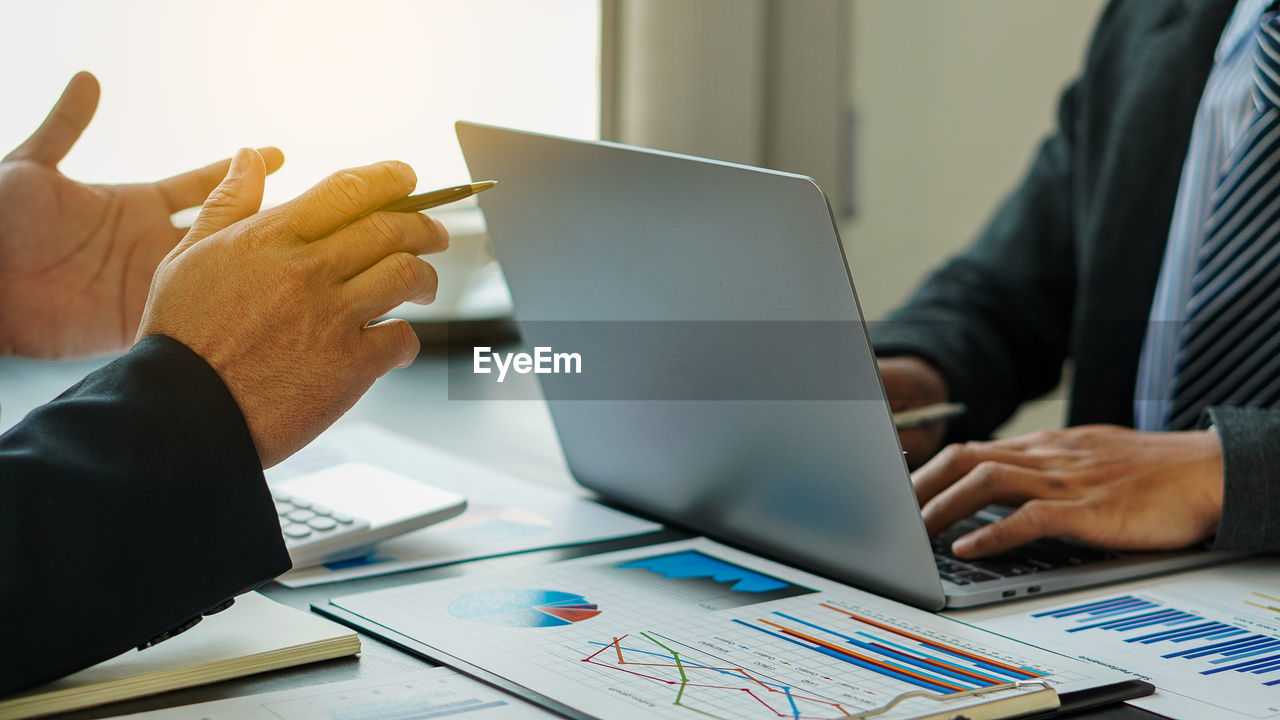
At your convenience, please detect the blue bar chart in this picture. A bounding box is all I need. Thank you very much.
[1032,594,1280,686]
[972,565,1280,720]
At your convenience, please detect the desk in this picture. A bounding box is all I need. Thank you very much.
[0,348,1156,720]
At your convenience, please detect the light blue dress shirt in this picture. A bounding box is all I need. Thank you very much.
[1134,0,1268,430]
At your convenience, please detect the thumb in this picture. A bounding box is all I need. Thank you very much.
[177,148,266,252]
[4,71,100,166]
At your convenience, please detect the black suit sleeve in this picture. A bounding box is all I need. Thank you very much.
[868,78,1081,443]
[0,335,291,695]
[1205,406,1280,552]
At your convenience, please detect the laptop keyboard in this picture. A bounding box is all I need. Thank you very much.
[932,516,1119,585]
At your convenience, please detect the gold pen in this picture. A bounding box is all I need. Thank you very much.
[377,180,497,214]
[892,402,967,430]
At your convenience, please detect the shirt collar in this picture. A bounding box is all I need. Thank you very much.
[1218,0,1272,62]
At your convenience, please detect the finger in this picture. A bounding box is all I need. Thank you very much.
[912,442,983,506]
[268,161,417,241]
[362,318,421,371]
[920,462,1064,537]
[4,71,99,166]
[343,252,438,320]
[177,148,266,251]
[155,146,284,212]
[311,211,449,280]
[951,499,1076,558]
[912,442,1061,505]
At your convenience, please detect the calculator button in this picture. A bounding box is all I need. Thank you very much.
[286,509,316,523]
[310,504,333,517]
[274,502,293,516]
[278,516,289,528]
[287,497,312,510]
[270,490,292,503]
[332,511,355,524]
[307,516,338,531]
[282,524,312,539]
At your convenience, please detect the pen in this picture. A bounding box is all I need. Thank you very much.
[377,180,497,214]
[892,402,967,430]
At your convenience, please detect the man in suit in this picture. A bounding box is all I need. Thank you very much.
[0,72,448,693]
[873,0,1280,560]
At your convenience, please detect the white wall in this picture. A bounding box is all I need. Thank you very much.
[841,0,1107,434]
[0,1,599,205]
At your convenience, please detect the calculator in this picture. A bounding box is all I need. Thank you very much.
[270,462,467,569]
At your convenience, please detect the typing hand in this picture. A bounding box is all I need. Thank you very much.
[878,356,950,468]
[915,425,1225,558]
[0,72,283,357]
[138,151,449,467]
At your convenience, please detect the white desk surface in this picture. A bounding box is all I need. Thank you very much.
[0,345,1151,720]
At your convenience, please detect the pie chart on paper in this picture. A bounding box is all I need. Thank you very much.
[447,589,602,628]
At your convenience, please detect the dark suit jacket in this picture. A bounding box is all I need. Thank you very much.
[870,0,1280,552]
[0,335,290,694]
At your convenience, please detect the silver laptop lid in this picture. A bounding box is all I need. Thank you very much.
[456,121,946,610]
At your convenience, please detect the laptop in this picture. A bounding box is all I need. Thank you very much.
[455,121,1238,609]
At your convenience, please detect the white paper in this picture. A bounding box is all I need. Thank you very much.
[269,423,661,587]
[329,538,1130,720]
[115,667,554,719]
[949,558,1280,720]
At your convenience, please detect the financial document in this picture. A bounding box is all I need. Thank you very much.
[951,559,1280,720]
[269,423,660,587]
[326,538,1130,720]
[116,667,554,719]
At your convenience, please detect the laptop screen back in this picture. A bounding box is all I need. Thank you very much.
[457,122,945,609]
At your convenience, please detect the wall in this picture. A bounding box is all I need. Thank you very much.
[841,0,1107,436]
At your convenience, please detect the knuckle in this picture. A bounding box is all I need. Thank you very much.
[203,183,239,210]
[366,212,405,249]
[1079,493,1107,513]
[249,209,294,243]
[281,251,323,288]
[938,443,966,467]
[1027,429,1057,446]
[1019,500,1054,528]
[378,161,415,191]
[970,460,1002,489]
[386,252,427,295]
[324,170,372,212]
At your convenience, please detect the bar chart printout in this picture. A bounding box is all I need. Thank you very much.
[572,601,1061,719]
[969,563,1280,720]
[329,539,1127,720]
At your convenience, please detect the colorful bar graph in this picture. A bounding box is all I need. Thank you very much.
[732,605,1045,695]
[1032,595,1280,687]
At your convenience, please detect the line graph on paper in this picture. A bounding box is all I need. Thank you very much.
[583,632,851,719]
[557,601,1071,720]
[328,539,1124,720]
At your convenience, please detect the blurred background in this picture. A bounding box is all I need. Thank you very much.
[0,0,1106,435]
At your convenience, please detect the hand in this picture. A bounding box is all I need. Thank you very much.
[138,150,449,467]
[878,356,950,468]
[914,425,1225,558]
[0,71,283,358]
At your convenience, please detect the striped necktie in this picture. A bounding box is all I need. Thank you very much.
[1167,10,1280,430]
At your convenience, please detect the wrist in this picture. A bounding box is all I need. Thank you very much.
[1184,427,1225,536]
